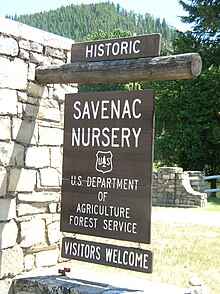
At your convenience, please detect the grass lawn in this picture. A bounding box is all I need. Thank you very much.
[147,220,220,294]
[66,201,220,293]
[206,197,220,211]
[145,200,220,293]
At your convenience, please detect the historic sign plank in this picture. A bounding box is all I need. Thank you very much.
[62,237,153,273]
[71,34,161,62]
[60,90,155,244]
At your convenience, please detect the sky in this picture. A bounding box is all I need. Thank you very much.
[0,0,191,32]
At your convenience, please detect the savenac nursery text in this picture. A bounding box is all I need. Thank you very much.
[71,98,142,148]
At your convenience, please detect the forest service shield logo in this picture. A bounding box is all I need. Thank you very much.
[95,151,113,174]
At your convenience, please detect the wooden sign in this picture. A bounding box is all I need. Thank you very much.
[60,90,155,244]
[71,34,161,62]
[62,237,153,273]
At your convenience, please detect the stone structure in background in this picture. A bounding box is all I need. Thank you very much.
[0,18,207,293]
[152,167,207,207]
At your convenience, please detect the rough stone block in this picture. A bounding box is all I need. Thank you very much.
[158,167,183,173]
[9,168,36,192]
[174,199,180,205]
[24,254,35,271]
[0,141,24,166]
[0,198,16,221]
[27,82,45,98]
[0,279,12,294]
[0,116,11,140]
[38,168,61,187]
[17,203,48,216]
[35,248,59,267]
[0,220,18,250]
[12,117,38,145]
[48,203,58,213]
[50,147,63,169]
[0,245,24,278]
[17,191,60,203]
[53,84,78,102]
[47,221,61,244]
[0,57,28,90]
[38,105,60,122]
[19,40,43,53]
[25,146,50,168]
[0,35,18,56]
[20,219,45,248]
[0,88,17,115]
[45,47,66,59]
[28,63,36,81]
[0,166,7,196]
[39,126,63,146]
[187,200,195,206]
[17,91,28,102]
[29,52,52,65]
[19,48,30,60]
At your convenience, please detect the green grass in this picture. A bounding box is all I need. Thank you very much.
[206,197,220,211]
[65,202,220,293]
[147,221,220,294]
[69,217,220,294]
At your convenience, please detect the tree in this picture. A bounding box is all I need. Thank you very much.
[179,0,220,67]
[150,0,220,195]
[179,0,220,40]
[11,2,175,52]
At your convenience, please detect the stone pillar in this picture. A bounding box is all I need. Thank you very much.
[156,167,183,205]
[187,171,206,192]
[0,17,77,292]
[152,167,207,207]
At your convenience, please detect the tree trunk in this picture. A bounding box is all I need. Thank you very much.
[35,53,202,85]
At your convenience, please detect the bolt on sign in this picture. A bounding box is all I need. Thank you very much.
[60,90,155,245]
[71,34,161,62]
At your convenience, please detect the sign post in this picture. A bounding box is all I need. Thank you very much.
[60,34,159,273]
[34,33,202,274]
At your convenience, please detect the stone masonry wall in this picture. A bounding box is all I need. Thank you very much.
[152,167,207,207]
[0,17,77,292]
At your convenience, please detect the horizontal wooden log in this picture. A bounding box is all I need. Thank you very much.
[35,53,202,85]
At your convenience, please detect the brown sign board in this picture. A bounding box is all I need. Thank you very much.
[62,237,153,273]
[71,34,161,62]
[60,90,155,244]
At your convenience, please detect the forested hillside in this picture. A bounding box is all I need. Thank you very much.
[7,2,175,53]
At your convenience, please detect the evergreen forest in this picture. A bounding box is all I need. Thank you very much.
[7,2,175,53]
[7,1,220,188]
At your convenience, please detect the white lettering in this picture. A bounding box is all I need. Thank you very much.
[105,248,149,269]
[133,40,141,53]
[72,99,141,120]
[85,45,93,58]
[112,42,120,55]
[72,127,141,148]
[97,44,105,57]
[85,39,142,58]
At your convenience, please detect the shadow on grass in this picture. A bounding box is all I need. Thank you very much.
[208,197,220,204]
[207,196,220,211]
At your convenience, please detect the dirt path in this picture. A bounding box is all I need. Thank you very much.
[152,206,219,226]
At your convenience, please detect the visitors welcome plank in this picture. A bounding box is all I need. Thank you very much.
[60,90,154,244]
[62,238,153,273]
[71,34,161,62]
